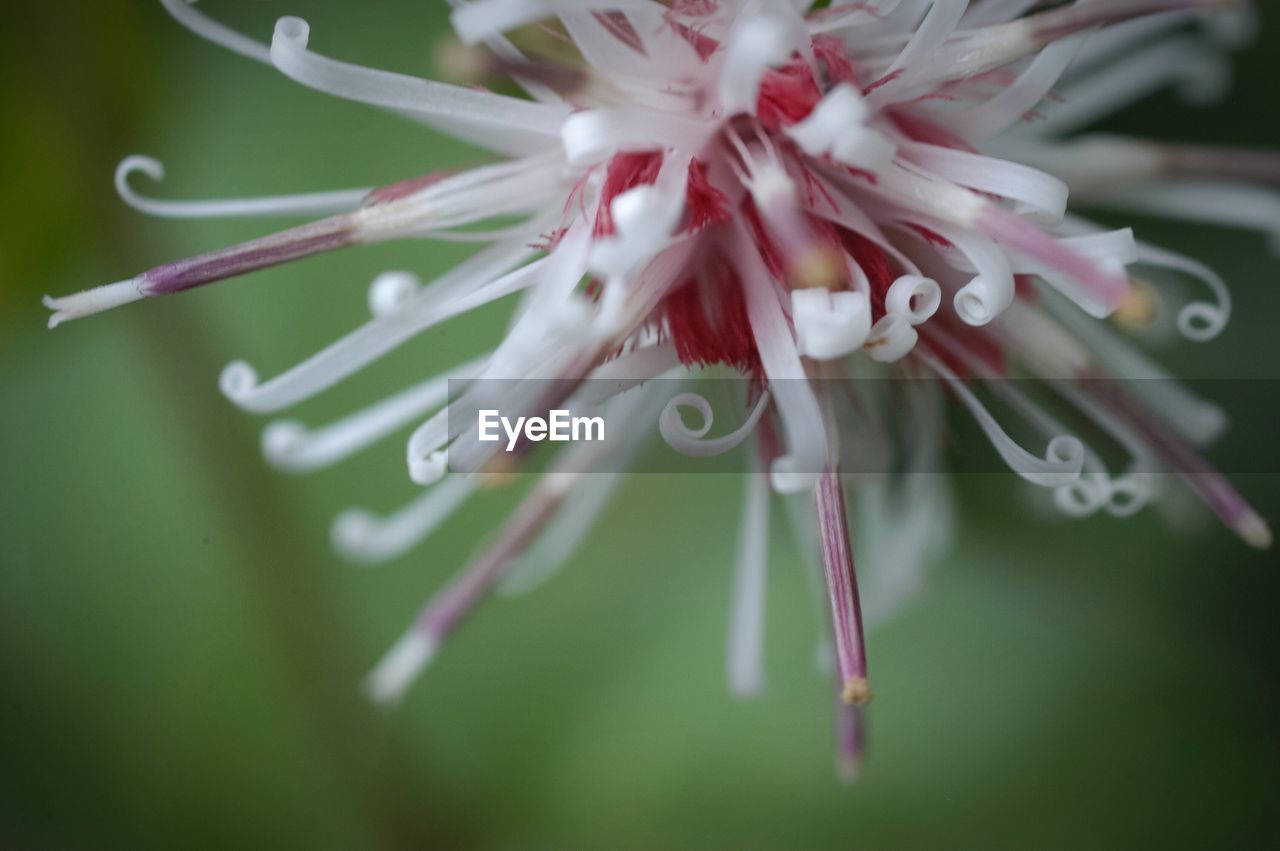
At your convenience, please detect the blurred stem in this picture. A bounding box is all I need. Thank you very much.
[30,2,473,846]
[133,307,470,849]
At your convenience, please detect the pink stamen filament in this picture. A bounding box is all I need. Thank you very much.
[815,468,872,706]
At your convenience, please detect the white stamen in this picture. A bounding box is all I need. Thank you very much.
[1029,36,1229,137]
[659,392,772,458]
[160,0,272,64]
[732,223,828,493]
[115,155,369,220]
[43,279,144,329]
[449,0,653,45]
[950,32,1087,140]
[792,289,873,360]
[864,314,918,363]
[899,141,1068,223]
[1136,242,1231,343]
[1235,511,1274,550]
[261,355,487,474]
[561,108,711,166]
[589,183,685,279]
[919,352,1085,487]
[365,630,438,705]
[1044,287,1228,446]
[786,84,871,157]
[718,12,806,115]
[270,17,569,156]
[366,271,422,318]
[219,246,542,414]
[334,475,477,564]
[884,274,941,325]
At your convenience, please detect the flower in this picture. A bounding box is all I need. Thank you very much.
[44,0,1278,779]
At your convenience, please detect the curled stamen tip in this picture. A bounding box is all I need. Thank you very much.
[1235,511,1273,550]
[841,676,872,707]
[42,279,144,328]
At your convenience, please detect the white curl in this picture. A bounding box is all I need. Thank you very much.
[659,392,771,458]
[864,314,918,363]
[219,361,261,403]
[885,275,941,326]
[367,271,422,318]
[1053,473,1111,518]
[409,449,450,486]
[261,421,308,468]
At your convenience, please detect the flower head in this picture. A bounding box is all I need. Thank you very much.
[45,0,1277,778]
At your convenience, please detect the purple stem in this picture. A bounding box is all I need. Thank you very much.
[1082,377,1269,546]
[141,215,357,296]
[415,478,566,642]
[815,467,872,706]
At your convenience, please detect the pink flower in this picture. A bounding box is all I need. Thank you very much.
[45,0,1277,779]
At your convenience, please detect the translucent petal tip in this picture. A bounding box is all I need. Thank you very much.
[1236,511,1274,550]
[43,279,143,328]
[838,754,863,785]
[364,630,438,706]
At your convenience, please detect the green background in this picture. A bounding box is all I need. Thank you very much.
[2,3,1278,848]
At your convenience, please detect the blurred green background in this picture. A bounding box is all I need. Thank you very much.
[2,3,1278,849]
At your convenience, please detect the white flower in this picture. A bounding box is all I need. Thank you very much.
[45,0,1277,779]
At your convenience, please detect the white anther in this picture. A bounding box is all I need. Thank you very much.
[719,14,806,115]
[831,128,896,174]
[785,84,870,156]
[792,289,872,360]
[589,185,682,279]
[561,111,615,166]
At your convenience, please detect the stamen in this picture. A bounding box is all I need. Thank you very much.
[815,469,872,708]
[46,213,358,329]
[366,467,579,704]
[864,313,919,363]
[271,17,570,156]
[116,155,370,220]
[43,280,143,329]
[221,248,543,414]
[659,391,772,457]
[977,206,1131,313]
[792,289,873,360]
[160,0,271,64]
[884,274,941,325]
[732,222,828,493]
[1031,36,1229,136]
[333,475,478,565]
[923,0,1237,90]
[261,354,487,474]
[718,12,806,115]
[919,351,1086,487]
